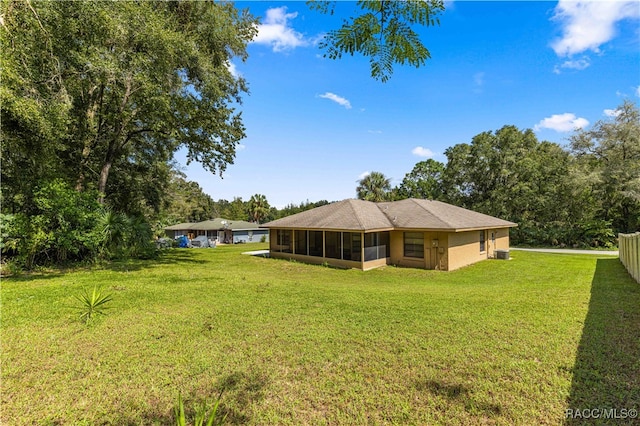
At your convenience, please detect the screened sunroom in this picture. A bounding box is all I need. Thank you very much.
[269,228,390,270]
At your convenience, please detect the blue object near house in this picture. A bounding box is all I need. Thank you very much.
[178,235,189,248]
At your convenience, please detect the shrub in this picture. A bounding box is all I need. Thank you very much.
[74,286,113,325]
[175,392,226,426]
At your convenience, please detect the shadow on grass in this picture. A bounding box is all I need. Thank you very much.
[565,258,640,425]
[107,370,269,425]
[101,249,209,273]
[416,379,502,417]
[215,370,269,424]
[2,249,211,279]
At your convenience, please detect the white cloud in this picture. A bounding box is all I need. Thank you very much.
[604,108,621,117]
[358,171,371,180]
[226,61,240,78]
[636,86,640,97]
[411,147,435,158]
[368,130,382,134]
[253,7,308,52]
[534,113,589,133]
[318,92,352,109]
[553,57,591,74]
[237,144,246,150]
[551,0,640,57]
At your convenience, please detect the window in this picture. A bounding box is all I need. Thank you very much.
[271,229,292,253]
[480,231,486,252]
[404,232,424,258]
[309,231,323,257]
[343,232,362,261]
[325,231,342,259]
[295,230,307,255]
[364,232,390,261]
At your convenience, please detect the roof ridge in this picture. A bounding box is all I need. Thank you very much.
[409,198,456,228]
[347,199,367,230]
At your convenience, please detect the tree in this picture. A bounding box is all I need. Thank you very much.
[397,159,445,199]
[220,197,248,221]
[274,200,331,219]
[248,194,270,224]
[356,172,393,202]
[1,1,258,210]
[570,100,640,234]
[309,0,445,82]
[440,125,602,246]
[162,170,217,223]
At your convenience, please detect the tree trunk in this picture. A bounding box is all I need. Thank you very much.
[98,160,112,204]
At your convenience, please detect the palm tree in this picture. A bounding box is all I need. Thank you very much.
[356,172,393,202]
[248,194,270,224]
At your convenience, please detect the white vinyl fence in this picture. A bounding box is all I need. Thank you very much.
[619,232,640,283]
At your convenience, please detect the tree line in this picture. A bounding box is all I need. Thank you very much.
[357,100,639,248]
[2,1,636,269]
[1,0,446,270]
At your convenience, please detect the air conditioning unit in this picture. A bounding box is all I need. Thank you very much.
[495,249,510,260]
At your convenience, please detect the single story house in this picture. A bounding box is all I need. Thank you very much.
[164,218,268,244]
[261,198,517,271]
[164,222,198,239]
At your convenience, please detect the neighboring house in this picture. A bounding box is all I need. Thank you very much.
[164,218,268,244]
[261,199,517,271]
[164,222,197,239]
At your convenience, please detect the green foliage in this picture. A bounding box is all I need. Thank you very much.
[274,200,330,220]
[97,210,129,259]
[356,171,393,202]
[311,0,445,82]
[397,159,445,199]
[175,392,226,426]
[0,180,103,268]
[0,180,157,268]
[162,170,219,223]
[1,1,257,212]
[218,197,250,222]
[73,286,113,324]
[248,194,270,224]
[126,215,156,259]
[0,213,18,253]
[570,100,640,234]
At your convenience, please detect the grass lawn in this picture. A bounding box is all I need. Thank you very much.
[2,245,638,425]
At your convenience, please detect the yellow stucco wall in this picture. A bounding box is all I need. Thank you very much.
[447,228,511,271]
[389,230,450,270]
[448,230,486,271]
[270,227,511,271]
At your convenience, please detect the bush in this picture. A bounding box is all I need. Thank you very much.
[1,181,103,268]
[73,286,114,325]
[1,180,158,269]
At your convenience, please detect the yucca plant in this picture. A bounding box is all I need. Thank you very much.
[74,286,113,324]
[175,391,226,426]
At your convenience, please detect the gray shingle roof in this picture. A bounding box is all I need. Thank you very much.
[262,199,394,231]
[377,199,517,230]
[262,199,517,232]
[164,222,197,231]
[165,218,261,231]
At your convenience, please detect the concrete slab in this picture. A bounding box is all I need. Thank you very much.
[242,249,270,257]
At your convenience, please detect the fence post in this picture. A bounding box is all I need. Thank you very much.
[619,232,640,284]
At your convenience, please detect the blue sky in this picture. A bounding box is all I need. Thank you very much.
[176,1,640,208]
